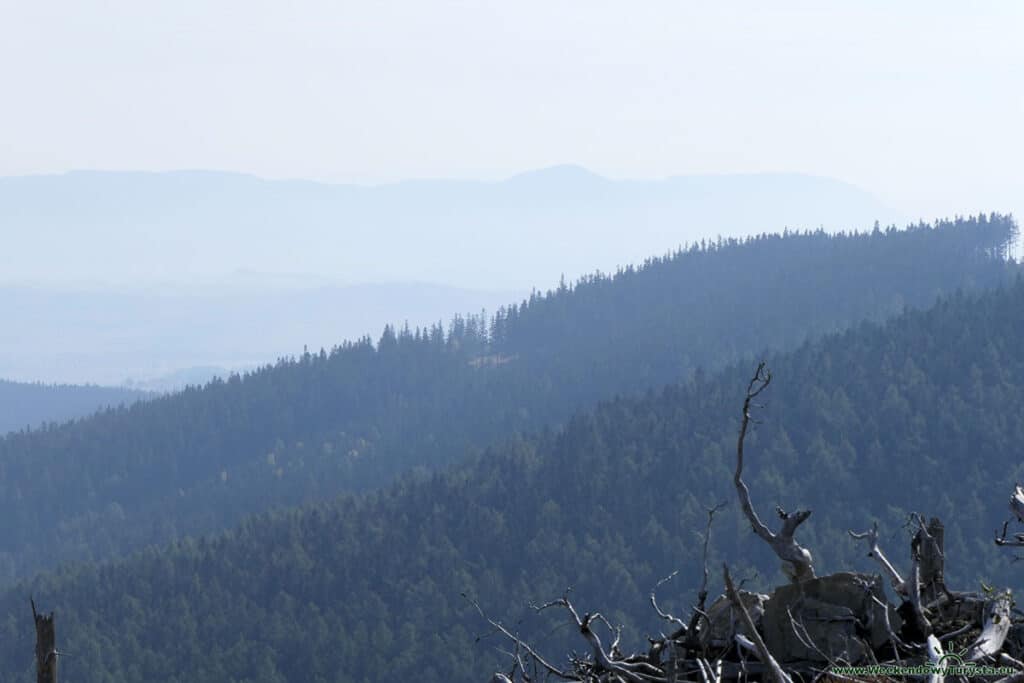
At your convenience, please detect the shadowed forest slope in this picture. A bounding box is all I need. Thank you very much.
[3,254,1024,682]
[0,216,1016,586]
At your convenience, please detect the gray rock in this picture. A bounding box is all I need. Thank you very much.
[701,590,770,647]
[762,572,900,664]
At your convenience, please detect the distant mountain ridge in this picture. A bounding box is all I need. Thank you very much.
[0,281,522,385]
[0,167,902,289]
[0,380,148,435]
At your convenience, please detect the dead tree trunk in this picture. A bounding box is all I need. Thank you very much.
[31,598,57,683]
[918,517,946,604]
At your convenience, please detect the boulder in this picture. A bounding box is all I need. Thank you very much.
[701,590,770,647]
[762,572,900,664]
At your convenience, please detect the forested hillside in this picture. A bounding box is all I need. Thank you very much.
[4,271,1024,683]
[0,381,147,435]
[0,216,1015,585]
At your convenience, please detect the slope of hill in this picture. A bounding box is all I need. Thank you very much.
[0,168,902,290]
[0,216,1015,586]
[4,270,1024,683]
[0,281,522,386]
[0,380,147,435]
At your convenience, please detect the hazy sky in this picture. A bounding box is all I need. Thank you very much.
[1,1,1021,221]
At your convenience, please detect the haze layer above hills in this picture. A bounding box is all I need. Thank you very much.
[0,282,521,386]
[1,167,901,385]
[0,167,901,291]
[0,381,148,435]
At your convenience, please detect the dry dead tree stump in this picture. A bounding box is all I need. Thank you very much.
[31,598,57,683]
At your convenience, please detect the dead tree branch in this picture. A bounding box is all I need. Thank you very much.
[996,486,1024,547]
[723,565,792,683]
[925,634,944,683]
[965,590,1013,661]
[907,545,934,641]
[849,521,907,596]
[650,571,687,634]
[996,520,1024,548]
[687,501,728,639]
[463,593,579,681]
[31,597,58,683]
[734,363,814,582]
[473,371,1024,682]
[537,594,664,683]
[1012,485,1024,524]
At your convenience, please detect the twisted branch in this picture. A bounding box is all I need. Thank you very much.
[734,362,814,582]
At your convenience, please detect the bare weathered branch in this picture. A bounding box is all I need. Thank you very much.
[925,634,944,683]
[936,622,973,642]
[869,594,907,661]
[734,363,814,582]
[965,590,1013,661]
[650,571,688,639]
[463,593,578,681]
[537,595,663,683]
[849,521,907,596]
[1000,653,1024,670]
[995,519,1024,547]
[723,564,793,683]
[907,551,933,640]
[733,633,757,656]
[785,607,833,666]
[917,517,947,606]
[472,370,1024,682]
[695,657,714,683]
[995,486,1024,547]
[1012,484,1024,524]
[687,501,728,638]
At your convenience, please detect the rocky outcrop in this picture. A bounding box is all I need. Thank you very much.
[762,572,899,664]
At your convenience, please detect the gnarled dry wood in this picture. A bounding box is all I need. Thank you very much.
[849,521,906,596]
[472,373,1024,683]
[995,521,1024,547]
[734,363,814,583]
[463,593,579,681]
[650,571,687,634]
[538,595,663,683]
[689,502,727,636]
[965,590,1013,662]
[917,517,946,604]
[1000,653,1024,670]
[904,516,951,645]
[925,634,944,683]
[869,594,908,662]
[723,565,792,683]
[31,597,58,683]
[1012,485,1024,523]
[996,486,1024,547]
[907,553,933,641]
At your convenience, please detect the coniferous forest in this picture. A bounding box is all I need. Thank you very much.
[0,217,1015,584]
[0,216,1022,681]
